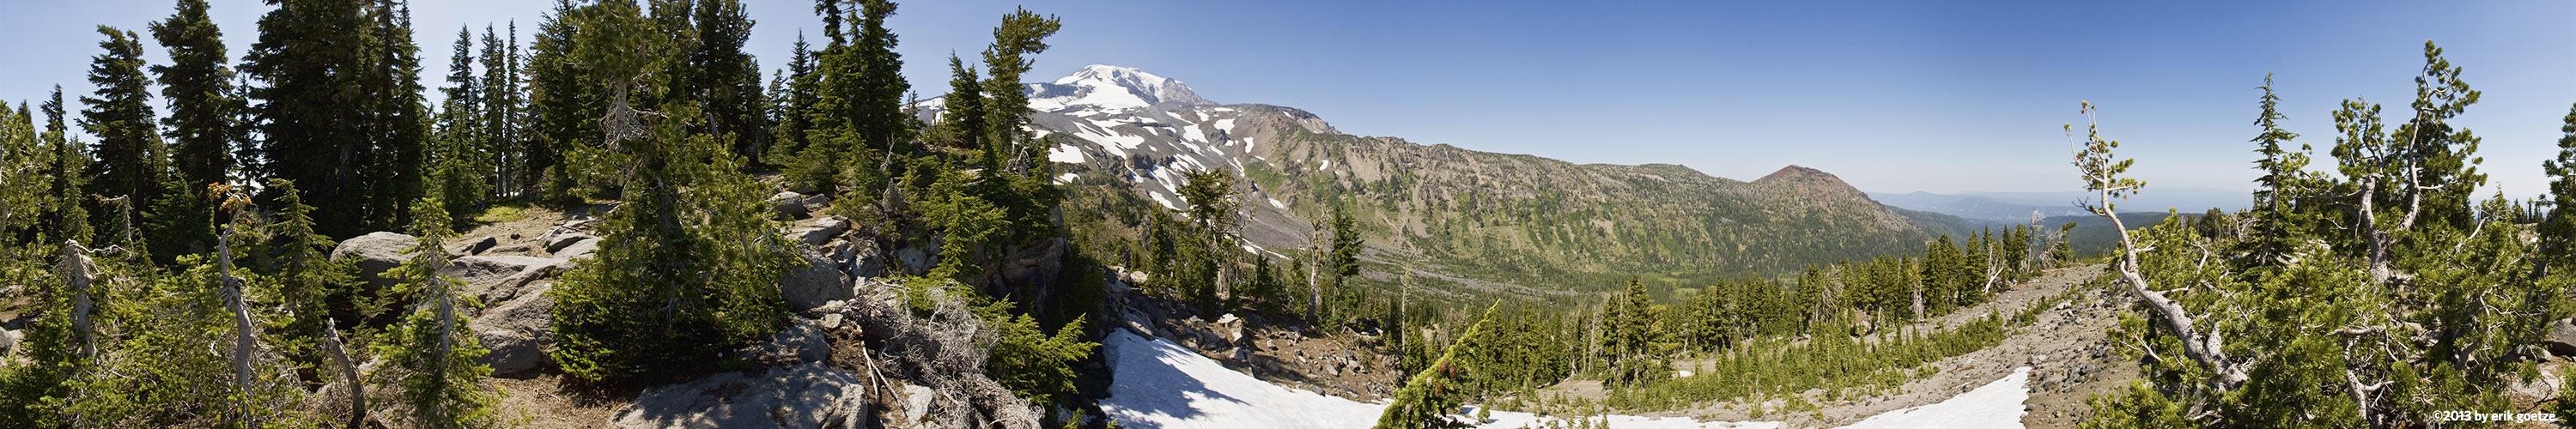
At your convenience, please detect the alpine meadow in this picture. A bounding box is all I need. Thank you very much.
[5,2,2576,429]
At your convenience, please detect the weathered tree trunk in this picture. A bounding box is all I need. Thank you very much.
[2099,188,2249,388]
[1306,227,1324,325]
[219,221,259,429]
[58,241,99,360]
[320,320,366,429]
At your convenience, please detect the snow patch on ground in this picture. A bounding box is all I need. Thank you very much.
[1149,191,1182,211]
[1101,331,1783,429]
[1316,159,1330,171]
[1053,172,1079,184]
[1833,366,2030,429]
[1214,118,1236,134]
[1049,145,1086,164]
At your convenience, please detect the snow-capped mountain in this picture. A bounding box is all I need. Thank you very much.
[917,65,1971,285]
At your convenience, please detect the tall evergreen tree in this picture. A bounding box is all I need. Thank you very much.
[978,7,1060,176]
[2247,74,2308,264]
[149,0,245,191]
[80,26,167,233]
[434,26,489,223]
[2539,101,2576,275]
[546,0,794,382]
[246,0,431,238]
[527,0,591,202]
[40,87,90,244]
[684,0,768,166]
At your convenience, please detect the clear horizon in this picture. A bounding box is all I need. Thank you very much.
[4,0,2572,199]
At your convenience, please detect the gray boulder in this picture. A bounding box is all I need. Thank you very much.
[607,362,867,429]
[2547,317,2576,358]
[738,318,831,365]
[833,239,887,280]
[544,233,597,253]
[0,328,18,358]
[769,191,811,219]
[779,247,852,311]
[554,238,603,261]
[791,217,849,248]
[441,255,568,305]
[470,283,556,377]
[331,232,417,290]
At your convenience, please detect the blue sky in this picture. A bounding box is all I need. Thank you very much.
[4,0,2573,198]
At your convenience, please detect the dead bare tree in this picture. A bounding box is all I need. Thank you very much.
[2069,102,2251,389]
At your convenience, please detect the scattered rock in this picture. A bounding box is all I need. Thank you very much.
[780,247,853,311]
[554,238,603,261]
[606,362,867,429]
[544,233,598,253]
[739,319,831,365]
[895,246,931,276]
[895,384,937,428]
[817,312,845,330]
[470,283,556,377]
[486,244,534,255]
[456,236,499,255]
[792,217,849,248]
[0,328,18,357]
[331,232,417,290]
[2546,318,2576,358]
[769,191,811,219]
[801,194,832,214]
[440,255,568,305]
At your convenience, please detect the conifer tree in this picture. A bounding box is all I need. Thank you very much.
[683,0,768,166]
[246,0,432,237]
[1375,303,1501,429]
[40,87,91,244]
[767,32,817,166]
[527,0,591,202]
[2246,74,2309,264]
[979,7,1061,176]
[434,27,490,223]
[545,0,795,382]
[374,196,497,429]
[2539,101,2576,275]
[150,0,244,193]
[81,26,167,236]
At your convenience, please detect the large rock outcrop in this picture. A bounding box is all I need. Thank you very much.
[781,247,854,311]
[331,232,416,290]
[606,362,870,429]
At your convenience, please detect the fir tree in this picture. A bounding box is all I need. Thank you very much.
[527,0,591,202]
[150,0,245,192]
[1375,303,1501,429]
[80,26,167,236]
[373,196,497,429]
[2540,101,2576,275]
[545,0,795,382]
[683,0,768,166]
[40,87,91,244]
[245,0,432,237]
[2246,73,2308,264]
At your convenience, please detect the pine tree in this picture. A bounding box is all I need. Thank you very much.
[150,0,245,193]
[527,0,591,202]
[374,196,497,429]
[545,0,794,382]
[0,104,45,246]
[2539,101,2576,276]
[81,26,167,236]
[683,0,768,166]
[1177,167,1241,311]
[939,54,988,154]
[434,26,490,224]
[978,8,1061,176]
[767,32,817,166]
[246,0,431,238]
[1375,303,1501,429]
[256,178,365,366]
[794,0,903,195]
[2246,74,2308,265]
